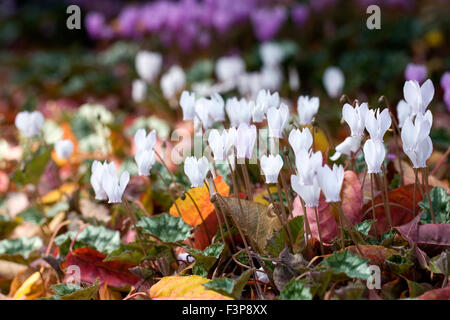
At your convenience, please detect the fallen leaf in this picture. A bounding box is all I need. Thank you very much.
[394,160,449,193]
[169,176,229,226]
[417,286,450,300]
[62,247,140,289]
[149,275,233,300]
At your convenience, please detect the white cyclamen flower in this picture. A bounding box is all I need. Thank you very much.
[160,65,186,100]
[226,97,252,127]
[209,93,226,122]
[323,66,345,98]
[342,102,369,137]
[403,79,434,116]
[330,136,361,161]
[215,56,245,83]
[101,164,130,203]
[267,103,290,138]
[135,150,156,176]
[260,42,284,67]
[396,99,411,128]
[236,124,257,159]
[253,89,280,122]
[134,129,157,153]
[291,175,321,207]
[134,129,157,176]
[184,156,210,187]
[260,154,283,184]
[401,113,433,168]
[365,108,391,142]
[15,110,44,138]
[90,161,109,200]
[297,96,319,125]
[295,149,323,185]
[55,139,74,159]
[317,164,345,203]
[289,128,313,157]
[180,91,196,121]
[363,139,386,174]
[135,50,162,83]
[208,128,237,161]
[132,79,147,103]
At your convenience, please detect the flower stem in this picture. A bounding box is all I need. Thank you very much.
[422,167,436,224]
[381,164,393,228]
[314,206,324,255]
[369,174,379,239]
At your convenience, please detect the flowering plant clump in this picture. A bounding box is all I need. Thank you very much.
[0,0,449,302]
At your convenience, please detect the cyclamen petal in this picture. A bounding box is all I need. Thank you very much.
[184,156,210,187]
[291,175,320,207]
[342,102,368,137]
[236,124,257,159]
[135,150,156,176]
[316,164,344,203]
[55,140,74,159]
[363,139,385,174]
[295,149,323,185]
[403,79,434,116]
[288,128,313,157]
[267,103,289,138]
[297,96,319,125]
[330,136,361,161]
[180,91,196,120]
[15,110,45,138]
[260,154,283,184]
[365,108,391,142]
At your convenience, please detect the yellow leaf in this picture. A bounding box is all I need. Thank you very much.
[41,183,77,204]
[13,271,41,300]
[149,275,233,300]
[169,176,229,226]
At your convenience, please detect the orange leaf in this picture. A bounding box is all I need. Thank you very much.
[149,275,233,300]
[169,176,229,227]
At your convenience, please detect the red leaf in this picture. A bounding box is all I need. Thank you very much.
[62,247,140,288]
[193,211,218,250]
[417,286,450,300]
[363,184,423,235]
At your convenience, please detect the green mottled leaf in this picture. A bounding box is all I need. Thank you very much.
[324,249,371,280]
[137,213,191,243]
[0,236,43,258]
[189,243,225,277]
[54,225,120,256]
[17,207,45,225]
[46,201,69,218]
[419,187,450,224]
[385,254,414,274]
[266,216,304,257]
[203,269,252,299]
[280,279,312,300]
[355,219,376,236]
[104,242,145,265]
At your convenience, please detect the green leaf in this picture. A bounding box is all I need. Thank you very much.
[12,146,51,186]
[385,254,414,274]
[137,213,191,243]
[17,207,45,225]
[280,279,312,300]
[324,249,371,280]
[355,219,376,236]
[54,225,120,256]
[186,59,214,82]
[406,280,427,298]
[46,201,69,218]
[203,269,252,299]
[104,242,145,265]
[189,243,225,277]
[43,281,100,301]
[0,236,43,258]
[266,216,305,257]
[60,283,99,300]
[419,187,450,224]
[429,251,449,277]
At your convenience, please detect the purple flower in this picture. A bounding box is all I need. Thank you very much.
[440,72,450,91]
[117,6,140,37]
[251,6,287,42]
[310,0,338,11]
[444,90,450,112]
[85,12,113,39]
[291,4,310,26]
[404,63,427,83]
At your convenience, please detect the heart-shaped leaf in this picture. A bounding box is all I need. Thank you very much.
[137,213,191,243]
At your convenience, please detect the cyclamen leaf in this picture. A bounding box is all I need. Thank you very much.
[137,213,191,243]
[203,269,252,299]
[54,225,120,255]
[17,207,45,225]
[280,279,312,300]
[0,236,43,259]
[266,216,305,257]
[419,187,450,224]
[324,249,371,280]
[189,243,225,276]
